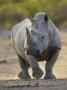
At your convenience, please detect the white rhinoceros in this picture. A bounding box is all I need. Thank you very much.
[11,12,61,79]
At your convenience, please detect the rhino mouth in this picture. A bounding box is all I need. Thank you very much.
[27,48,40,56]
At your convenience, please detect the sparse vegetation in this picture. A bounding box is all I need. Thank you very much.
[0,0,67,29]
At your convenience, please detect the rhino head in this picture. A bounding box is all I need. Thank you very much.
[24,25,49,56]
[24,12,50,56]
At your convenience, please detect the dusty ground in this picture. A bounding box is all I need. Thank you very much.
[0,31,67,89]
[0,79,67,90]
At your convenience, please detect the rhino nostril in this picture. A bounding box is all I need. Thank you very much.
[37,49,40,53]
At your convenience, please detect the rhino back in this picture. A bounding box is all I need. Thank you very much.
[11,18,32,59]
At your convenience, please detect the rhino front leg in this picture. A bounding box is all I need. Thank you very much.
[44,48,60,79]
[26,55,43,79]
[18,55,31,79]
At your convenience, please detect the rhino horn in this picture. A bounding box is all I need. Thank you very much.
[26,27,31,44]
[28,16,35,22]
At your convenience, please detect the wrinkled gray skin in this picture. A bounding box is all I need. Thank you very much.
[11,12,61,79]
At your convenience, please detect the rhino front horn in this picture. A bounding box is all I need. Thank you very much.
[26,27,31,43]
[44,14,48,22]
[28,16,34,22]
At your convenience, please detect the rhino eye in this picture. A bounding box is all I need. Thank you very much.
[42,36,44,39]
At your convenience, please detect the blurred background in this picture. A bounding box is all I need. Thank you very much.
[0,0,67,80]
[0,0,67,31]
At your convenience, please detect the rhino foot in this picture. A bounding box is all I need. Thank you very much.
[44,74,56,80]
[18,71,31,79]
[32,68,44,79]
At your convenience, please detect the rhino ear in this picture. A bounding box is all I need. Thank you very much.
[44,14,48,22]
[26,27,31,43]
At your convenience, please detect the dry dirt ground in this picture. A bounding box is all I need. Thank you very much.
[0,31,67,89]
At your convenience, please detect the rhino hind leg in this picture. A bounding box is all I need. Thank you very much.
[44,48,60,79]
[18,55,31,79]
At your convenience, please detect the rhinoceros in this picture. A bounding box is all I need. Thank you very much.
[11,12,61,79]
